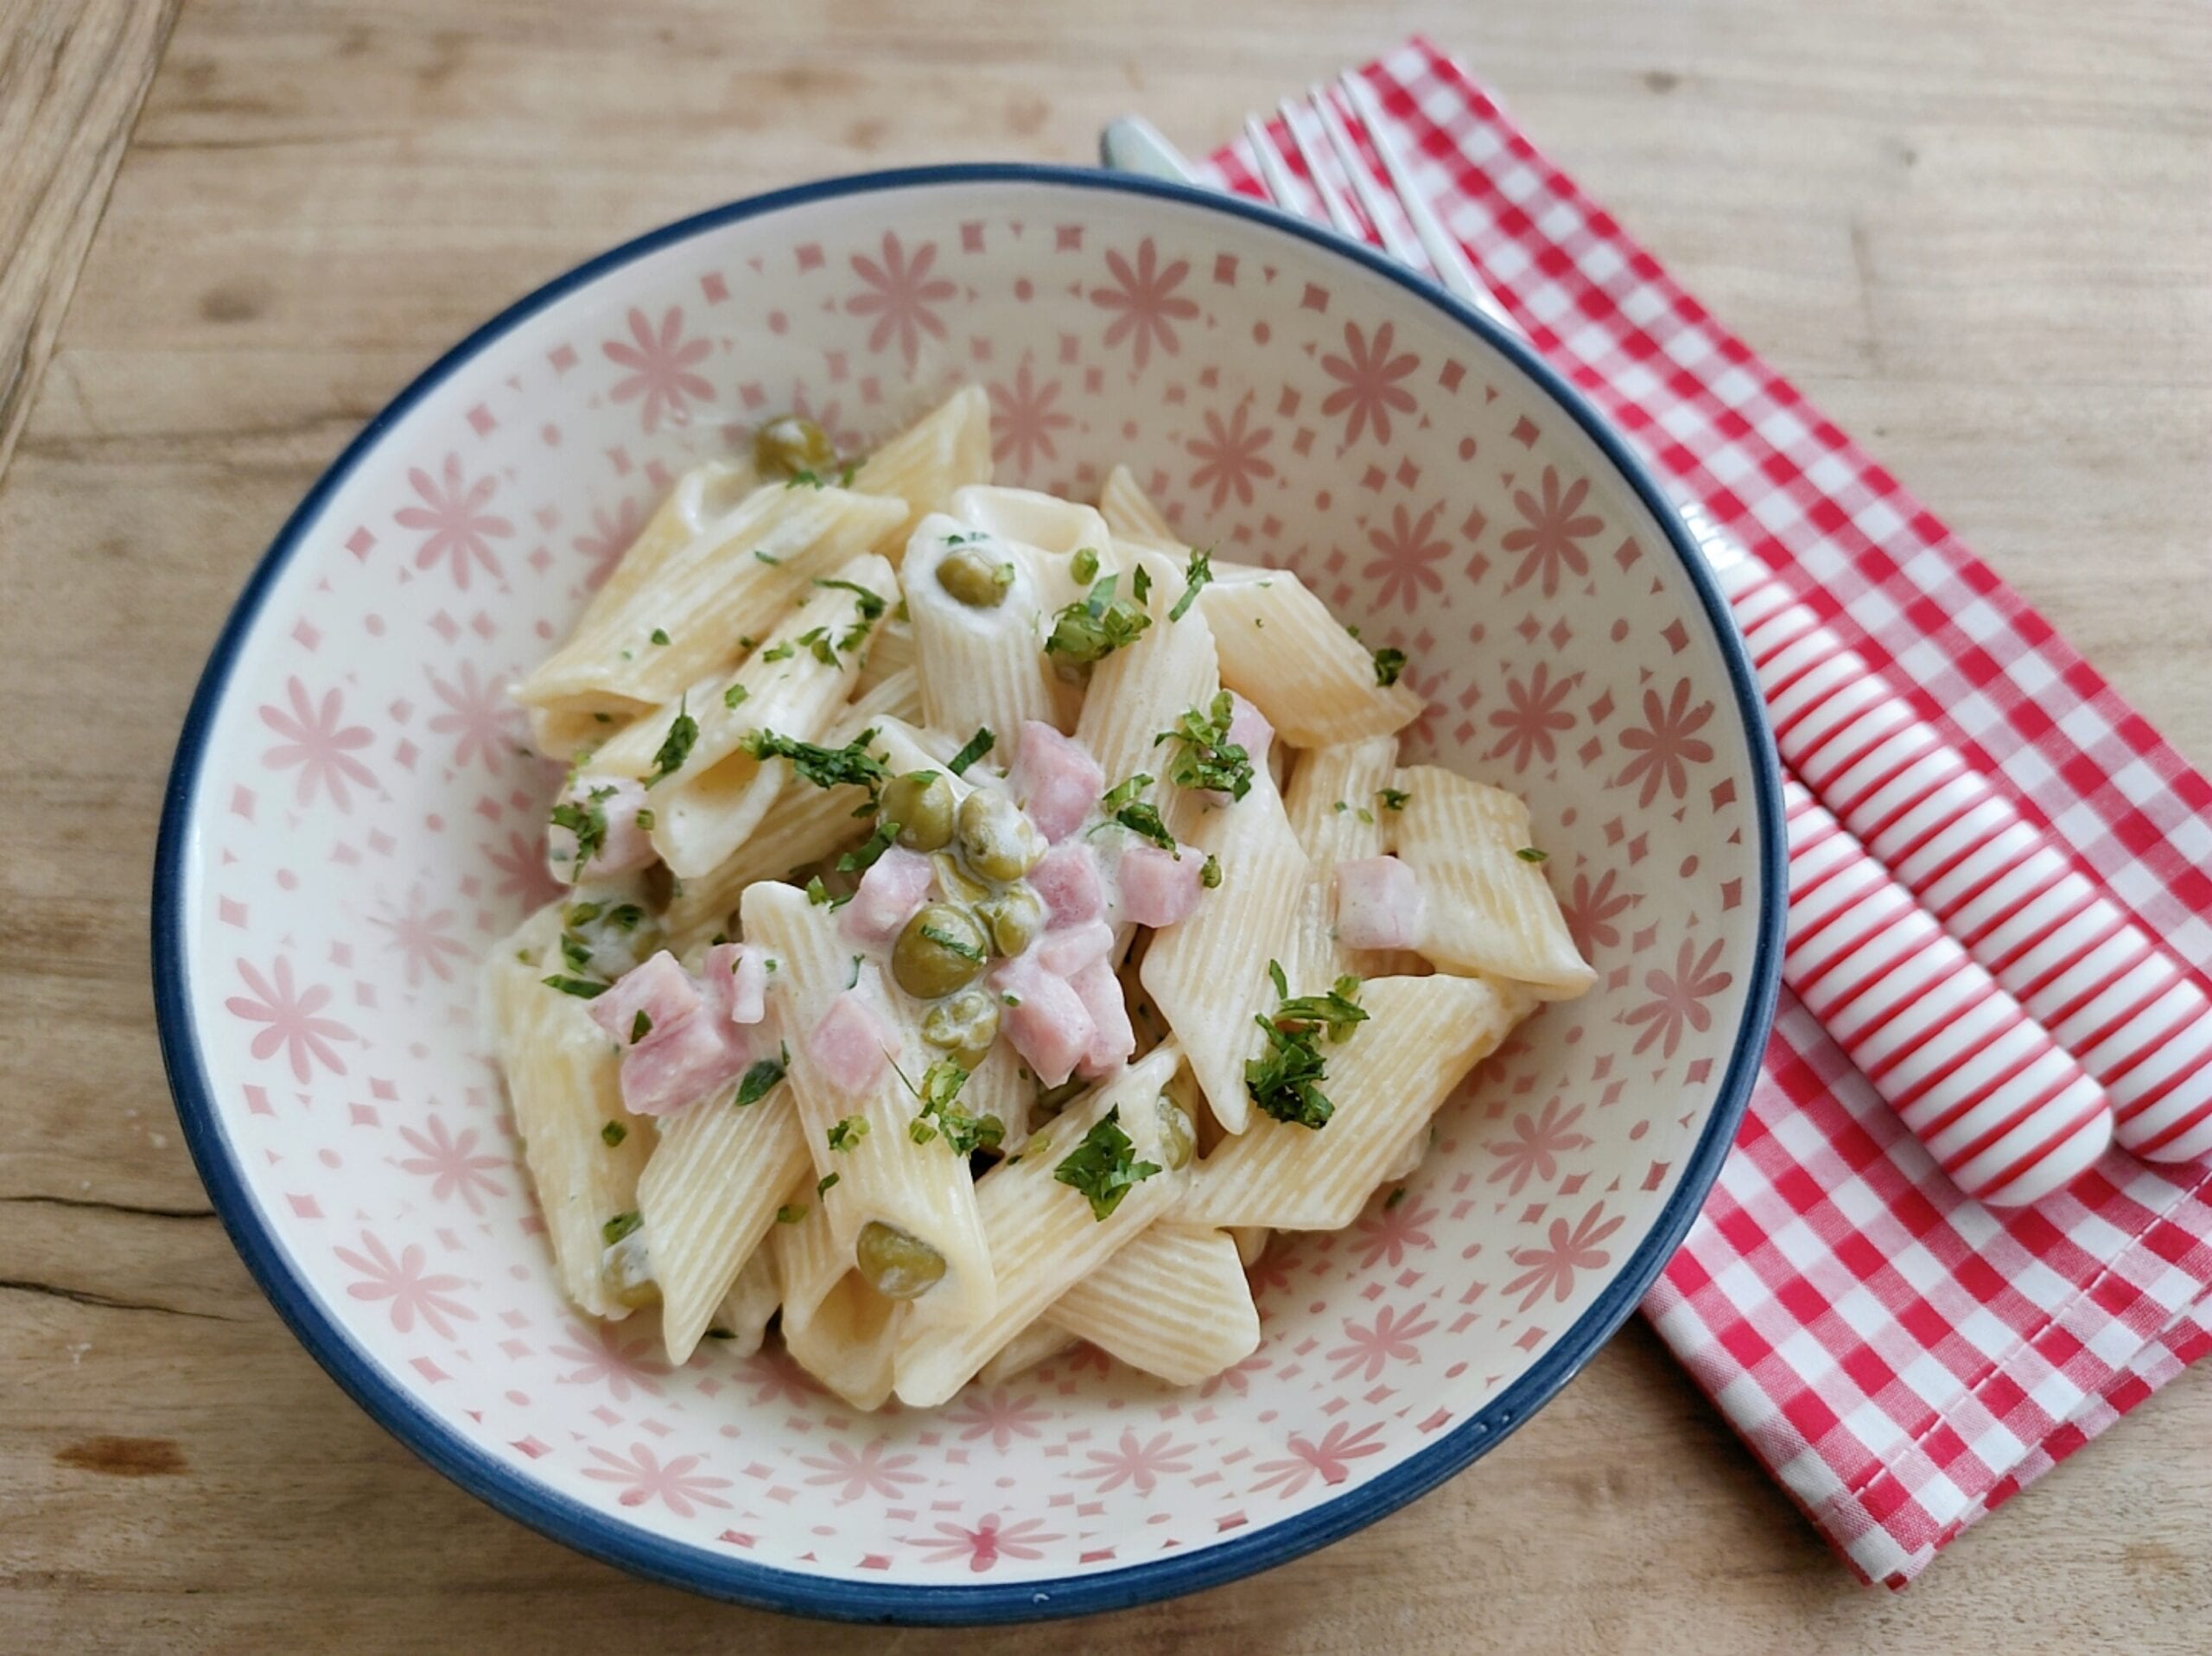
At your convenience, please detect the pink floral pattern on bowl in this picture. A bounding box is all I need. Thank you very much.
[156,168,1782,1620]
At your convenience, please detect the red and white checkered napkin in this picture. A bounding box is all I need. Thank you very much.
[1201,36,2212,1587]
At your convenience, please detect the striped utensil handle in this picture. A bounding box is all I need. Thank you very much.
[1782,779,2114,1205]
[1720,554,2212,1165]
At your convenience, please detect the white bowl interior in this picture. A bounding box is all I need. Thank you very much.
[164,174,1774,1603]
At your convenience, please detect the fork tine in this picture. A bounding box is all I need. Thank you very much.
[1336,73,1517,330]
[1307,83,1432,276]
[1278,99,1366,241]
[1243,114,1305,214]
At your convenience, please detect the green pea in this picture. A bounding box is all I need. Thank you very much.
[601,1230,660,1310]
[753,415,836,480]
[856,1221,946,1300]
[976,884,1045,957]
[1156,1095,1196,1171]
[936,547,1014,608]
[921,988,1001,1067]
[891,903,989,999]
[880,770,954,851]
[957,789,1043,882]
[930,850,992,907]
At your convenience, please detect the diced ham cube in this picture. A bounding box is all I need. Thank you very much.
[588,950,703,1045]
[1117,843,1204,928]
[1201,693,1277,809]
[548,774,655,881]
[995,955,1097,1089]
[840,846,935,946]
[1029,843,1105,927]
[1070,959,1135,1080]
[810,991,893,1096]
[701,942,768,1026]
[620,1010,750,1117]
[1034,918,1115,978]
[1011,721,1104,842]
[1335,855,1426,950]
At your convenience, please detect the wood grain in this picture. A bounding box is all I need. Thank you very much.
[1,0,2206,1651]
[0,0,181,485]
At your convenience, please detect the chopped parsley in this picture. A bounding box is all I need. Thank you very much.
[1099,773,1151,813]
[1386,1185,1408,1209]
[817,1171,840,1195]
[1200,853,1223,889]
[815,576,888,621]
[1244,961,1369,1130]
[1516,846,1548,863]
[1131,564,1153,604]
[827,1116,868,1152]
[895,1059,1004,1154]
[601,1211,643,1245]
[775,1203,808,1225]
[649,627,671,646]
[541,974,609,998]
[947,727,995,776]
[1154,691,1254,800]
[742,727,889,796]
[1071,546,1100,584]
[837,819,901,876]
[1379,787,1410,812]
[753,549,784,565]
[1045,574,1152,665]
[804,875,833,906]
[919,923,987,964]
[785,463,857,489]
[1169,549,1213,621]
[734,1048,786,1107]
[601,1120,628,1147]
[1052,1106,1163,1220]
[1370,646,1408,688]
[943,531,985,545]
[629,1010,653,1045]
[549,797,607,869]
[645,697,698,787]
[633,808,655,831]
[761,639,797,662]
[797,625,839,666]
[723,682,750,710]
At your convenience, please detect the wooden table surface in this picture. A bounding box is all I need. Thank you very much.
[4,0,2207,1648]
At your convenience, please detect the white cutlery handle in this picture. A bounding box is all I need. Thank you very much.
[1730,558,2212,1164]
[1782,779,2114,1205]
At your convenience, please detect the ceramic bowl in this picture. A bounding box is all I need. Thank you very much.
[154,165,1783,1621]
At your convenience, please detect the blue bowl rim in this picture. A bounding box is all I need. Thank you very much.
[151,161,1786,1625]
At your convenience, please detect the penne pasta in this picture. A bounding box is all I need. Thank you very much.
[904,513,1062,739]
[1097,463,1177,547]
[851,386,993,551]
[1283,735,1408,984]
[1181,972,1534,1230]
[976,1316,1078,1385]
[495,396,1607,1408]
[1044,1223,1259,1385]
[708,1243,781,1359]
[1201,571,1423,748]
[635,1073,810,1364]
[581,459,760,632]
[738,879,997,1330]
[1391,765,1596,997]
[1139,767,1310,1135]
[588,555,893,877]
[486,903,655,1319]
[1075,548,1222,841]
[517,483,905,713]
[892,1047,1185,1406]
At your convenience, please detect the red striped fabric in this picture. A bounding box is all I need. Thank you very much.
[1199,38,2212,1586]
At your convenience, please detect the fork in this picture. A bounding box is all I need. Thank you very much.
[1096,86,2205,1197]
